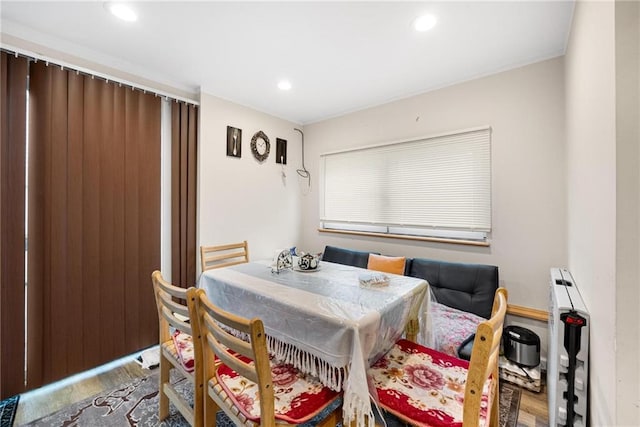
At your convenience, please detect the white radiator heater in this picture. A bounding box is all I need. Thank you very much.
[548,268,589,427]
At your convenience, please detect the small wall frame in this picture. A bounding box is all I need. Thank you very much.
[226,126,242,158]
[276,138,287,164]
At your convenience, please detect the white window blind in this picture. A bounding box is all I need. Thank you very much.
[320,127,491,240]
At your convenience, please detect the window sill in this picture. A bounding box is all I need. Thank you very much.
[317,228,490,247]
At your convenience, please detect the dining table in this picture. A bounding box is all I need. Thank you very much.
[197,260,429,427]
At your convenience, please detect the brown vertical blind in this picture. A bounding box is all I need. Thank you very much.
[0,52,28,399]
[27,61,161,388]
[171,102,198,288]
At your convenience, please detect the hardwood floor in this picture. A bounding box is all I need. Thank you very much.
[14,351,551,426]
[518,386,550,427]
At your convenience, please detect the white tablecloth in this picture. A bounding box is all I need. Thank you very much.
[198,261,428,427]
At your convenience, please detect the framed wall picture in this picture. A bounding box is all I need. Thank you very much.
[226,126,242,158]
[276,138,287,164]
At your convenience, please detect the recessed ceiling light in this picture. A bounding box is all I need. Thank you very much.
[414,14,437,32]
[277,80,292,91]
[106,3,137,22]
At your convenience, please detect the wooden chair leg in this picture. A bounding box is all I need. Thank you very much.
[348,414,382,427]
[193,378,204,427]
[204,389,220,426]
[489,381,500,427]
[405,318,419,343]
[317,406,342,427]
[159,353,171,420]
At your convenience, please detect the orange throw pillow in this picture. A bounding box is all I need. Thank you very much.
[367,254,406,275]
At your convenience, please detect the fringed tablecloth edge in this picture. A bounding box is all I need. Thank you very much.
[267,335,345,392]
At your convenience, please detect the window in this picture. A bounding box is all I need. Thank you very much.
[319,127,491,243]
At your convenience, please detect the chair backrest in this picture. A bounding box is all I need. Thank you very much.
[200,240,249,272]
[321,245,376,268]
[152,271,204,427]
[464,287,508,427]
[192,288,276,426]
[151,270,197,342]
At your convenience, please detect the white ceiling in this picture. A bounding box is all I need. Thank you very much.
[0,1,574,124]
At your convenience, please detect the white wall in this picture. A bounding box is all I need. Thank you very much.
[614,1,640,424]
[638,0,640,413]
[301,58,567,319]
[198,93,305,268]
[564,3,617,422]
[564,1,640,424]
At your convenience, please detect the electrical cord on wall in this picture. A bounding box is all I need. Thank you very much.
[294,128,311,187]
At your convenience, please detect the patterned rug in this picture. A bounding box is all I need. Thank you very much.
[0,394,19,427]
[499,381,522,427]
[20,370,520,427]
[21,370,230,427]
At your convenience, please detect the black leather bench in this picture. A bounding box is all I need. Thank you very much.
[321,245,499,360]
[406,258,498,361]
[405,258,498,320]
[321,245,378,269]
[321,245,498,319]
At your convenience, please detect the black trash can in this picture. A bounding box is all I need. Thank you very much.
[503,325,540,368]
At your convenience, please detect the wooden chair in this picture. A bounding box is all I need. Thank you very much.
[151,271,203,427]
[369,288,508,427]
[190,288,342,426]
[200,240,249,271]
